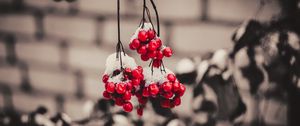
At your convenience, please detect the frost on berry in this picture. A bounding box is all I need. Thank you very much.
[101,53,144,113]
[129,22,173,61]
[136,67,186,109]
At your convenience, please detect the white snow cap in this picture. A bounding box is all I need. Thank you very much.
[104,53,137,75]
[288,31,300,50]
[211,49,228,70]
[175,58,196,74]
[195,60,209,84]
[113,114,131,126]
[143,67,174,87]
[130,22,157,42]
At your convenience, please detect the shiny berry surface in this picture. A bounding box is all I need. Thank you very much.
[138,30,148,42]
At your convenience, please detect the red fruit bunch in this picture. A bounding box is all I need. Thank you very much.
[134,67,186,116]
[129,23,173,67]
[102,53,144,112]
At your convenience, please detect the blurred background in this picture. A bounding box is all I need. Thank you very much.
[0,0,299,126]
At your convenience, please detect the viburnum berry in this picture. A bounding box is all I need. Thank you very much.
[173,97,181,106]
[160,99,171,108]
[162,82,173,92]
[147,29,156,40]
[123,91,132,101]
[137,66,143,73]
[138,97,148,104]
[138,45,147,55]
[177,84,186,96]
[138,30,148,42]
[156,51,164,60]
[115,98,124,106]
[126,82,133,90]
[102,74,109,83]
[137,107,144,116]
[163,92,174,99]
[132,78,141,86]
[130,39,141,50]
[167,74,176,82]
[142,87,150,97]
[123,102,133,112]
[155,38,162,48]
[116,84,126,94]
[103,91,112,99]
[152,59,161,68]
[132,69,141,79]
[148,83,159,95]
[124,68,132,73]
[163,47,173,57]
[106,82,115,93]
[147,51,157,58]
[141,54,149,61]
[172,82,180,92]
[148,40,158,51]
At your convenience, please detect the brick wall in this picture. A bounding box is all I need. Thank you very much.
[0,0,283,125]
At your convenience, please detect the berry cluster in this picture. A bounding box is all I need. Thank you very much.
[102,66,143,112]
[101,53,144,112]
[135,67,186,116]
[129,23,173,67]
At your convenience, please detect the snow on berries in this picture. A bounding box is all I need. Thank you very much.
[129,22,173,67]
[102,53,143,112]
[134,67,186,116]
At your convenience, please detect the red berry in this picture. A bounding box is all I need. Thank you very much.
[115,98,124,106]
[116,84,126,94]
[142,87,150,97]
[124,68,132,73]
[173,97,181,106]
[152,59,161,68]
[103,91,112,99]
[137,107,144,116]
[132,69,141,79]
[149,83,159,96]
[177,84,186,96]
[160,99,171,108]
[147,29,156,40]
[156,51,164,60]
[141,54,149,61]
[147,51,157,58]
[102,74,109,83]
[129,43,135,50]
[162,82,172,92]
[106,82,115,93]
[148,40,158,51]
[123,102,133,112]
[130,39,141,49]
[123,74,129,81]
[138,97,148,104]
[123,91,132,101]
[137,45,147,54]
[140,74,144,80]
[137,66,143,73]
[170,103,175,108]
[163,92,174,99]
[167,74,176,82]
[138,30,148,42]
[155,38,162,48]
[172,82,180,92]
[136,93,142,99]
[126,82,133,90]
[132,78,141,86]
[163,47,173,57]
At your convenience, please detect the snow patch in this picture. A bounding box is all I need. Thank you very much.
[176,58,196,74]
